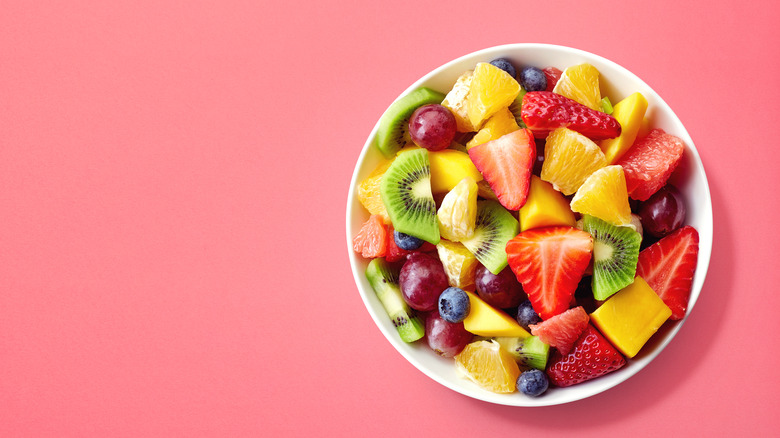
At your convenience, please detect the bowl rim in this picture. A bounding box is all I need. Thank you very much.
[346,43,713,406]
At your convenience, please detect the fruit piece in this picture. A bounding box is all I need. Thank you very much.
[529,306,589,355]
[521,91,621,140]
[495,336,549,370]
[426,310,473,357]
[462,290,530,338]
[506,227,593,320]
[455,340,521,393]
[507,89,527,128]
[437,177,478,241]
[409,104,457,151]
[466,62,522,129]
[352,214,389,258]
[365,258,425,342]
[518,175,576,232]
[617,129,685,201]
[590,276,672,358]
[542,67,562,92]
[468,129,536,211]
[393,230,423,250]
[474,265,524,309]
[466,108,519,150]
[380,148,440,244]
[442,71,477,133]
[519,66,547,92]
[552,63,602,111]
[357,159,393,222]
[385,226,410,262]
[636,226,699,320]
[599,92,648,164]
[600,97,613,114]
[476,179,499,201]
[571,165,632,227]
[427,149,483,194]
[460,200,519,275]
[638,185,686,238]
[516,369,549,397]
[436,239,479,290]
[546,324,626,387]
[581,215,642,300]
[376,87,446,157]
[399,252,449,312]
[489,57,517,78]
[438,287,471,323]
[541,127,608,196]
[516,299,542,329]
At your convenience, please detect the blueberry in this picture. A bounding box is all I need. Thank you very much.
[394,230,423,250]
[517,300,542,328]
[489,58,517,78]
[519,66,547,92]
[438,287,470,323]
[517,369,549,397]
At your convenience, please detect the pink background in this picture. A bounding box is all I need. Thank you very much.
[1,1,778,436]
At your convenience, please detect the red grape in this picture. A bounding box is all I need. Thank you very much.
[399,252,449,311]
[475,265,525,309]
[408,104,457,151]
[426,311,473,357]
[639,185,686,238]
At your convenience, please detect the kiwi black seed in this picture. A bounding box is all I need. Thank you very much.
[582,214,642,301]
[365,258,425,343]
[461,200,519,275]
[379,148,440,244]
[375,87,446,158]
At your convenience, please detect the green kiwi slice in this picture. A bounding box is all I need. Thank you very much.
[379,148,440,244]
[495,336,549,370]
[375,87,446,158]
[365,258,425,343]
[460,200,519,275]
[581,214,642,300]
[507,86,527,129]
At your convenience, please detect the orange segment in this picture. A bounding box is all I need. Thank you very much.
[466,63,521,129]
[442,71,478,133]
[552,63,602,111]
[541,127,607,196]
[466,107,519,150]
[570,165,632,226]
[454,340,520,393]
[436,240,479,290]
[437,177,478,241]
[357,160,393,222]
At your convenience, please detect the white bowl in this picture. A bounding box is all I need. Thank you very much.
[346,44,713,406]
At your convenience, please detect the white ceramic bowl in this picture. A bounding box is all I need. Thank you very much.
[346,44,713,406]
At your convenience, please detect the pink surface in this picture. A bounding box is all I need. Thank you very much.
[1,1,778,436]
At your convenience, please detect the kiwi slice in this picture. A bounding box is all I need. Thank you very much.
[460,200,519,275]
[581,214,642,300]
[380,148,440,244]
[365,258,425,343]
[495,336,549,370]
[507,87,527,129]
[375,87,446,158]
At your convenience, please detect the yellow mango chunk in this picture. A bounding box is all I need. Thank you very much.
[396,146,483,194]
[599,92,648,164]
[590,276,672,358]
[518,175,576,231]
[462,291,530,338]
[466,107,519,150]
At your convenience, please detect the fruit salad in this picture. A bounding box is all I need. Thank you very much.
[352,57,700,397]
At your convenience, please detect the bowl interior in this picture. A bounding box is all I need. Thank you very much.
[346,44,713,406]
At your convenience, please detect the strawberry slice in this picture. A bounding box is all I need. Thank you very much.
[542,67,562,92]
[506,227,593,320]
[468,129,535,211]
[521,91,621,140]
[529,306,589,355]
[636,226,699,320]
[546,324,626,387]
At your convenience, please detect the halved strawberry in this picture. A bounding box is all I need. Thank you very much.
[529,306,589,355]
[521,91,621,140]
[352,215,389,258]
[506,226,593,320]
[542,67,562,92]
[636,226,699,320]
[546,324,626,387]
[468,129,535,211]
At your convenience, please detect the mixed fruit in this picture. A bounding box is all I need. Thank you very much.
[352,57,700,397]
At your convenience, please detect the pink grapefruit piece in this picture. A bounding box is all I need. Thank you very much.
[529,306,590,355]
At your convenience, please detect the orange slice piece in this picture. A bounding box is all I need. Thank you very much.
[570,165,632,226]
[454,340,520,393]
[541,127,607,196]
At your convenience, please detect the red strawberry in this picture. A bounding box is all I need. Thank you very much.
[529,306,589,355]
[506,227,593,320]
[636,226,699,320]
[385,226,438,262]
[468,129,535,211]
[521,91,621,140]
[542,67,562,92]
[352,215,388,258]
[617,129,685,201]
[546,324,626,387]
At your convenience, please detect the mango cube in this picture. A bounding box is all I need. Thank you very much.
[599,92,648,164]
[518,175,576,231]
[462,290,530,338]
[397,147,483,194]
[590,276,672,358]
